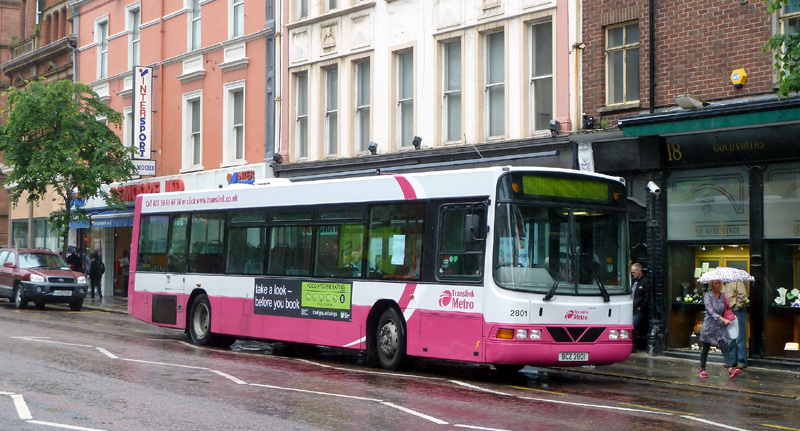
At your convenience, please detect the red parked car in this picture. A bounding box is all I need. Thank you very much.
[0,247,88,311]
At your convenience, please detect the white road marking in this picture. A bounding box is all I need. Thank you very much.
[296,358,443,380]
[26,420,107,431]
[12,336,94,348]
[381,402,448,425]
[121,358,209,370]
[249,383,383,402]
[451,380,673,416]
[454,425,512,431]
[11,394,32,420]
[210,370,247,385]
[95,347,117,359]
[682,415,751,431]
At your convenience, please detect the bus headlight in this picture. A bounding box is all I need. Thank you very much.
[529,329,542,340]
[515,329,528,340]
[620,329,630,340]
[609,329,619,340]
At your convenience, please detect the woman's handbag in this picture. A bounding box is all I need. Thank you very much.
[722,293,736,322]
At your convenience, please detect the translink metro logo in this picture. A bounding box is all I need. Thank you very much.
[438,289,475,310]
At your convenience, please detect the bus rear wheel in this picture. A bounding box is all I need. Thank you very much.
[189,294,214,346]
[376,307,406,371]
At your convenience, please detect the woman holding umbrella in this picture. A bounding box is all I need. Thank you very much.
[698,277,740,379]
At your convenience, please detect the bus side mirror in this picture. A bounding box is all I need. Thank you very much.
[465,214,486,243]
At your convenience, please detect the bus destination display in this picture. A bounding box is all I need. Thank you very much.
[254,278,352,322]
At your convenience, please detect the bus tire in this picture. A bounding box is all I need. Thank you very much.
[189,294,214,346]
[376,307,406,371]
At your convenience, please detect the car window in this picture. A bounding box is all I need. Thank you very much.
[0,251,8,265]
[19,253,70,270]
[4,252,16,266]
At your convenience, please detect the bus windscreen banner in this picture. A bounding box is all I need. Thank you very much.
[254,278,352,322]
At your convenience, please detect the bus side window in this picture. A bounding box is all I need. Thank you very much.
[227,226,265,275]
[268,226,312,276]
[437,204,486,281]
[187,212,226,274]
[367,203,424,281]
[137,215,169,272]
[168,214,189,273]
[314,224,366,278]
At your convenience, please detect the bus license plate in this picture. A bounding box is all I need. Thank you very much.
[559,352,588,362]
[52,290,71,297]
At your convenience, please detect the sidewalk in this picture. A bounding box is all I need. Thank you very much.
[81,296,800,399]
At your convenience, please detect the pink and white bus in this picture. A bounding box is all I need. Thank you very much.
[129,166,633,371]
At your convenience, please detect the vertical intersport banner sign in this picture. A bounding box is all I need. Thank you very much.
[132,66,152,160]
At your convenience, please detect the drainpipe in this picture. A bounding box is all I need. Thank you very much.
[649,0,655,114]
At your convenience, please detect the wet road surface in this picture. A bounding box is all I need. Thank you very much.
[0,302,797,430]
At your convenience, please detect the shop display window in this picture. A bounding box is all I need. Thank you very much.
[764,243,800,358]
[667,245,750,351]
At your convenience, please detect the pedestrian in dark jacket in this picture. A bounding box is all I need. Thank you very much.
[88,251,105,299]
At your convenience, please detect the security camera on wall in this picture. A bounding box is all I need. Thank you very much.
[646,181,661,197]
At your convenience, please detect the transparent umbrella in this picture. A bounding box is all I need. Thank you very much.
[697,267,754,284]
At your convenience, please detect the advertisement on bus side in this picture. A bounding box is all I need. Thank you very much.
[253,278,352,322]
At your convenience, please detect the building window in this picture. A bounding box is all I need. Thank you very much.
[397,50,413,148]
[605,21,639,106]
[781,2,800,34]
[129,6,141,68]
[96,19,109,79]
[295,72,309,159]
[355,60,370,153]
[183,91,203,168]
[485,31,505,138]
[326,0,338,12]
[123,108,133,150]
[442,40,461,143]
[530,21,553,132]
[297,0,308,20]
[231,0,244,38]
[189,0,201,51]
[324,67,338,156]
[224,82,245,163]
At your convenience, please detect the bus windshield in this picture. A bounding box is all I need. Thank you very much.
[493,202,628,297]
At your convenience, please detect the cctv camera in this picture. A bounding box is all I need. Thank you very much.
[646,181,661,196]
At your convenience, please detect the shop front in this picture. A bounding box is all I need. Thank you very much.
[73,164,268,297]
[618,97,800,365]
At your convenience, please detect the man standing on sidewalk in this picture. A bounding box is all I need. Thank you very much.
[631,263,648,352]
[723,280,748,370]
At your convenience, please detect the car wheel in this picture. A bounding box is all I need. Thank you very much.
[376,307,407,371]
[70,299,83,311]
[189,294,214,346]
[14,285,28,309]
[34,299,45,309]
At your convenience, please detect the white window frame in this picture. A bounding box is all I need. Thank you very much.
[295,72,309,160]
[484,31,505,139]
[396,50,414,148]
[442,39,461,144]
[354,60,370,153]
[230,0,244,39]
[529,20,553,132]
[127,5,141,69]
[780,2,800,34]
[95,17,109,79]
[324,66,338,157]
[605,21,640,106]
[223,80,246,165]
[297,0,309,20]
[188,0,201,51]
[182,90,203,170]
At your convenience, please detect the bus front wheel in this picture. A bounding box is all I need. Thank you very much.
[189,294,214,346]
[376,307,406,370]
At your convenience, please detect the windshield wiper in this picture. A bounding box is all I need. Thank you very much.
[581,253,610,302]
[543,264,566,302]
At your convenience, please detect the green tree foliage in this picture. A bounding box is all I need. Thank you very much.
[763,0,800,98]
[0,79,136,253]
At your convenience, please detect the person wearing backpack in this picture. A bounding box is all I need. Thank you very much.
[89,250,105,299]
